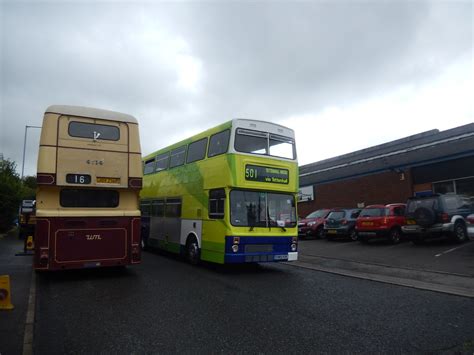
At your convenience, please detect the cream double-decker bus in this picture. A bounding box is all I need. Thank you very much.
[34,105,142,270]
[141,119,298,264]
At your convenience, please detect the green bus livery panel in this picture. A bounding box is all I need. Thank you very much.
[141,119,299,264]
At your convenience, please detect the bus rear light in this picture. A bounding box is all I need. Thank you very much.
[39,248,49,265]
[233,237,240,245]
[232,245,239,253]
[132,245,140,261]
[291,243,297,252]
[129,178,142,188]
[292,237,297,244]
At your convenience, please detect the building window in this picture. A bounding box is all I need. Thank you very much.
[187,138,208,163]
[456,177,474,197]
[433,181,455,194]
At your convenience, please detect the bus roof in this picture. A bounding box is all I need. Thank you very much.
[45,105,138,124]
[143,118,295,160]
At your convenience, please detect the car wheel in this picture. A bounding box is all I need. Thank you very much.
[186,237,200,265]
[140,237,147,251]
[349,229,358,241]
[316,226,325,239]
[389,228,401,244]
[452,221,468,243]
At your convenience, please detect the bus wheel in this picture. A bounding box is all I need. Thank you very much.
[186,237,200,265]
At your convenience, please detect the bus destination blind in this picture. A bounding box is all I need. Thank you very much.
[245,165,289,184]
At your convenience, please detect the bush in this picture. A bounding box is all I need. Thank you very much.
[0,159,23,233]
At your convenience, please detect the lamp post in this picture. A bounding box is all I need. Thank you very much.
[21,125,41,179]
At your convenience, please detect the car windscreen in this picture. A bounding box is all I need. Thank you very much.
[327,211,345,220]
[359,208,385,217]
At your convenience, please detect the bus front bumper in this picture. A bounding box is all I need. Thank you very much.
[224,236,298,263]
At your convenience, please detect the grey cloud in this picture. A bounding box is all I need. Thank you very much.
[0,1,472,175]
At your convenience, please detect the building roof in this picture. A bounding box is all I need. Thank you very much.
[300,123,474,186]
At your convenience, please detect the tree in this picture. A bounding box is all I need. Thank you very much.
[21,175,37,200]
[0,159,23,232]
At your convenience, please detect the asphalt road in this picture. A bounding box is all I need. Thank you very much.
[34,250,474,354]
[0,233,32,355]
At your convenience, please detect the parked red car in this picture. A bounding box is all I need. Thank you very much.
[298,209,331,239]
[356,203,406,244]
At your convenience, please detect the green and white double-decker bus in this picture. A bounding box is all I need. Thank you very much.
[140,119,298,264]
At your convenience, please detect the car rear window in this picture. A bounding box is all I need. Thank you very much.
[407,198,438,213]
[359,208,385,217]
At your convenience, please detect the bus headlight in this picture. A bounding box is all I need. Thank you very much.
[291,243,297,252]
[232,245,239,253]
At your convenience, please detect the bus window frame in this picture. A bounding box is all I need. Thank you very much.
[68,121,120,141]
[187,137,208,164]
[155,152,170,172]
[207,129,230,158]
[59,188,120,208]
[169,146,187,169]
[144,158,156,175]
[209,188,226,219]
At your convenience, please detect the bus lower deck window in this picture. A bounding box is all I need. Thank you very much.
[60,189,119,208]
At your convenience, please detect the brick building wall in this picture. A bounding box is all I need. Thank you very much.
[298,170,413,217]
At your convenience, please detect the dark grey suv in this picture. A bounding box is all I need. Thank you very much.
[402,193,473,244]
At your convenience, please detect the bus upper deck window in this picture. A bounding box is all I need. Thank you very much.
[208,130,230,158]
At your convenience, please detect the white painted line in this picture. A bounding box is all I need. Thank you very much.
[22,270,36,355]
[435,244,470,258]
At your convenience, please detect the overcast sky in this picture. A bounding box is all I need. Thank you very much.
[1,1,472,177]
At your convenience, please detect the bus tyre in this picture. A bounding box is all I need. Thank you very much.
[186,237,200,265]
